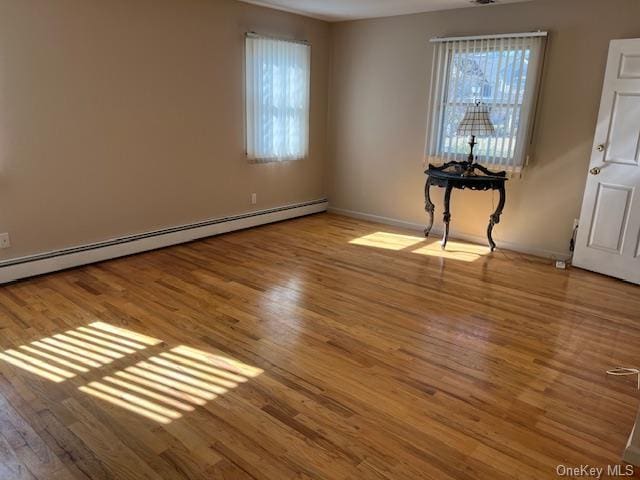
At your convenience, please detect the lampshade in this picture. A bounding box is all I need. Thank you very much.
[457,103,495,137]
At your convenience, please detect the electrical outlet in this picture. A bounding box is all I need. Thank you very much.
[251,193,257,205]
[0,233,10,249]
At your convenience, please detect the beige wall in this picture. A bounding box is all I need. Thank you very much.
[0,0,329,260]
[3,0,638,262]
[327,0,640,257]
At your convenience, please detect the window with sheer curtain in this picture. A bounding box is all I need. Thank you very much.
[425,33,547,172]
[245,34,311,162]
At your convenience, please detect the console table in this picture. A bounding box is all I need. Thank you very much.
[424,162,507,251]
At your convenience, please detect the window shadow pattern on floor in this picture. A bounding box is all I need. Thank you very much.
[0,321,263,424]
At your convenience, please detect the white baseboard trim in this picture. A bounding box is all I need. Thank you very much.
[0,199,328,284]
[328,206,570,261]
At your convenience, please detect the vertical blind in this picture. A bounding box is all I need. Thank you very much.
[245,34,311,162]
[424,33,546,172]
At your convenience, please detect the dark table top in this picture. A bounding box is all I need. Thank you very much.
[425,163,507,191]
[426,169,507,182]
[425,162,507,183]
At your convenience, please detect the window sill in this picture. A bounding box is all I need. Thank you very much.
[247,156,306,164]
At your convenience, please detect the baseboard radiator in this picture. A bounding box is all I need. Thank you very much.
[0,199,328,284]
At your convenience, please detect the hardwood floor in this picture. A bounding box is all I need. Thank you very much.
[0,212,639,480]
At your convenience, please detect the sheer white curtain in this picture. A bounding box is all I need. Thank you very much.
[245,34,311,162]
[425,33,546,172]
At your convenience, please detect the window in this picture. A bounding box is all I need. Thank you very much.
[425,33,546,172]
[245,34,311,162]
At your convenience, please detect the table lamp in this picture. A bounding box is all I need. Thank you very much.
[456,102,495,176]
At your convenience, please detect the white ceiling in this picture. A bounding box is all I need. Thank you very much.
[239,0,534,22]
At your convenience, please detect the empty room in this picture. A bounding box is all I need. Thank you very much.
[1,0,640,478]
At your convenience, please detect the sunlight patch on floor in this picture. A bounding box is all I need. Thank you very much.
[80,346,263,424]
[349,231,490,262]
[0,321,159,382]
[349,231,425,250]
[412,240,489,262]
[0,350,72,383]
[0,322,262,425]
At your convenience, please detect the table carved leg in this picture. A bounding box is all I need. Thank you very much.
[424,178,435,237]
[487,185,506,252]
[441,184,453,250]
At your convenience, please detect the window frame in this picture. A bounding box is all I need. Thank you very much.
[244,33,311,163]
[438,44,530,166]
[425,33,547,173]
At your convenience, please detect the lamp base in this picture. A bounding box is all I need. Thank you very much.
[462,135,478,176]
[461,162,477,177]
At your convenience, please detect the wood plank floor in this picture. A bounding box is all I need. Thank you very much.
[0,212,639,480]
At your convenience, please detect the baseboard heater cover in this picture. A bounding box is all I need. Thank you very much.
[0,199,328,284]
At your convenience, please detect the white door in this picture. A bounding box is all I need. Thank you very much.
[573,39,640,285]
